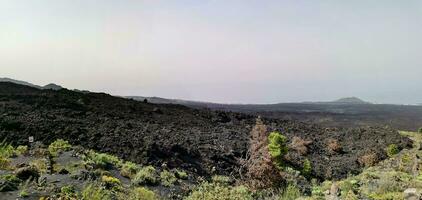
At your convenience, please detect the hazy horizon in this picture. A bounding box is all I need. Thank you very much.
[1,1,422,104]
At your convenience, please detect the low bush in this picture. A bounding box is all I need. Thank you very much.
[29,158,48,174]
[160,170,177,187]
[102,175,121,189]
[48,139,72,156]
[120,162,139,178]
[132,166,158,186]
[386,144,399,157]
[268,131,288,169]
[418,127,422,134]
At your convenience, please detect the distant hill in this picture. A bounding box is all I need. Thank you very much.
[0,77,42,89]
[0,77,64,90]
[332,97,371,104]
[43,83,63,90]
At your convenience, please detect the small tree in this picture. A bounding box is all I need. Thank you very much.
[418,127,422,134]
[241,117,282,190]
[302,159,312,177]
[268,131,288,169]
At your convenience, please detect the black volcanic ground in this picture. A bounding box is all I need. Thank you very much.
[0,82,412,180]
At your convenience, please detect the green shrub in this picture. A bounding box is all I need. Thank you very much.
[185,181,253,200]
[29,159,48,174]
[339,180,358,197]
[60,185,78,199]
[102,175,122,189]
[81,184,112,200]
[175,169,188,180]
[85,150,122,169]
[386,144,399,157]
[0,174,21,192]
[48,139,72,156]
[419,127,422,134]
[126,187,158,200]
[302,159,312,177]
[369,192,403,200]
[268,131,288,169]
[280,184,301,200]
[120,162,139,178]
[211,175,231,184]
[132,166,158,186]
[160,170,177,187]
[0,156,10,170]
[0,141,15,158]
[19,190,29,198]
[15,145,28,156]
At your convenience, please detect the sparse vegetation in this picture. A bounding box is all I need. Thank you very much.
[48,139,72,156]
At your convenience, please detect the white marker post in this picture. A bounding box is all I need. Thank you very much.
[29,136,34,156]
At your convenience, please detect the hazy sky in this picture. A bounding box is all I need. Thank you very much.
[1,1,421,104]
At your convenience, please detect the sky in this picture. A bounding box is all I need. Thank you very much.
[1,1,421,104]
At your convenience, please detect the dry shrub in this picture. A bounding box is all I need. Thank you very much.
[327,139,342,153]
[289,137,312,155]
[241,117,282,190]
[358,152,378,167]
